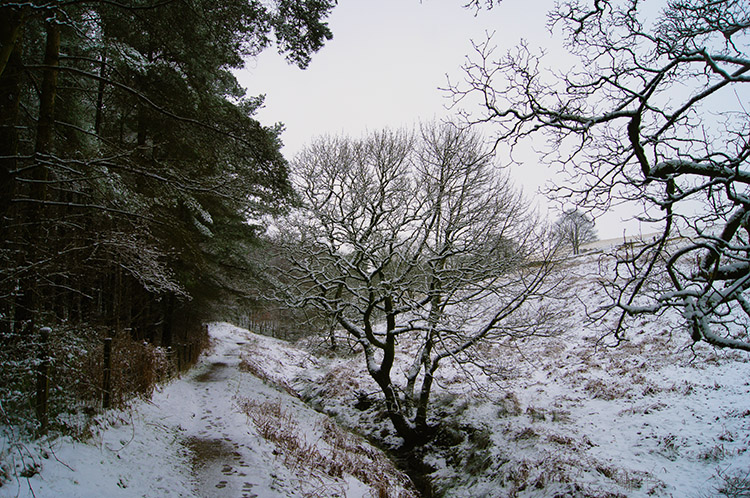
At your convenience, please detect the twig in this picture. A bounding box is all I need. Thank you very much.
[47,442,75,472]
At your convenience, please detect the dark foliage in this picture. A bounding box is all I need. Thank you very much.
[0,0,334,433]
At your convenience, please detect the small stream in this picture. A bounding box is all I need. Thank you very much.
[300,382,438,496]
[390,449,435,498]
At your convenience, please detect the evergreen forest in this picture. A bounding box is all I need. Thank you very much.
[0,0,335,432]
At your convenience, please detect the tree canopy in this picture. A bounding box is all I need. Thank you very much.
[553,209,598,255]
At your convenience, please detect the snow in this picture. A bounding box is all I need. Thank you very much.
[0,323,413,498]
[2,249,750,497]
[278,250,750,497]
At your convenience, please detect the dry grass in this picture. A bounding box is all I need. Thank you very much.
[714,467,750,497]
[237,398,418,498]
[617,402,666,417]
[0,325,174,438]
[238,354,300,398]
[514,427,539,440]
[584,378,633,401]
[496,392,522,417]
[318,362,365,398]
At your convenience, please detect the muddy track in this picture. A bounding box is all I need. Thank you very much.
[179,344,296,498]
[180,359,256,497]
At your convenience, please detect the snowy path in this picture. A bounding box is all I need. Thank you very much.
[175,335,275,498]
[131,323,351,498]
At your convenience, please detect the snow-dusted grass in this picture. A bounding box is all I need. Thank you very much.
[238,398,414,497]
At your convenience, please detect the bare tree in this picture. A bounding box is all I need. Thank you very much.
[553,209,598,255]
[450,0,750,351]
[277,123,557,445]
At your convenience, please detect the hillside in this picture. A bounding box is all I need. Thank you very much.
[250,248,750,497]
[2,249,750,498]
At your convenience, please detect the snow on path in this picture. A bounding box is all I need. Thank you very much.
[1,322,400,498]
[164,322,302,498]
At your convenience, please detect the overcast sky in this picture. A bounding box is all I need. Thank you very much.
[236,0,644,240]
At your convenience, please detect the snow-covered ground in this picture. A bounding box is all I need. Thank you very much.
[243,250,750,497]
[0,323,414,498]
[2,248,750,497]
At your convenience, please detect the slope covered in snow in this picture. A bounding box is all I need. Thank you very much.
[242,250,750,497]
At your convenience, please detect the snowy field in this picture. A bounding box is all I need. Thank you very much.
[2,248,750,497]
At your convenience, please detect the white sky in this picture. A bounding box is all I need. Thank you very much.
[236,0,646,240]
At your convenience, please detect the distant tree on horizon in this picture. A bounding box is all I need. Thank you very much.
[553,209,598,255]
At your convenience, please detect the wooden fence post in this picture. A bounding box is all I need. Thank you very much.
[36,326,51,434]
[176,343,183,371]
[167,346,173,374]
[102,337,112,409]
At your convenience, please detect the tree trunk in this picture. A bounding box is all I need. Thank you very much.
[0,10,23,336]
[415,359,439,430]
[94,45,107,136]
[411,268,444,430]
[372,367,418,444]
[15,20,61,337]
[0,7,23,79]
[404,352,422,410]
[161,292,175,347]
[0,8,23,235]
[365,296,424,445]
[34,21,60,163]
